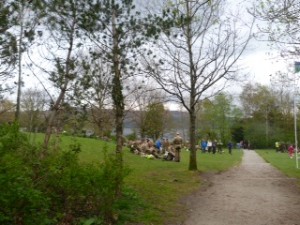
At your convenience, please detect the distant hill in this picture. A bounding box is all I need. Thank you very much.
[123,110,189,138]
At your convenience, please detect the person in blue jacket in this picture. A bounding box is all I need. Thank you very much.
[155,139,162,153]
[201,139,207,153]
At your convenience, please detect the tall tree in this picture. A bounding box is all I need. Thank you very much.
[83,0,161,161]
[143,0,253,170]
[196,93,233,144]
[141,102,166,140]
[239,83,286,147]
[29,0,90,149]
[0,1,17,98]
[77,3,164,218]
[8,0,41,121]
[213,93,232,143]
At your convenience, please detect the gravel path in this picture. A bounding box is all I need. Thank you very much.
[182,150,300,225]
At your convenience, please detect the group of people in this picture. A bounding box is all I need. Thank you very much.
[200,139,233,154]
[274,141,289,153]
[200,139,220,154]
[129,132,239,163]
[154,132,183,162]
[128,132,183,162]
[275,141,299,158]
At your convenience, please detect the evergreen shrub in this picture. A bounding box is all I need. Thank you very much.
[0,123,128,225]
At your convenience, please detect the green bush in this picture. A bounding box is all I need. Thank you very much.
[38,148,128,224]
[0,123,129,225]
[0,122,28,155]
[0,123,49,225]
[0,153,50,225]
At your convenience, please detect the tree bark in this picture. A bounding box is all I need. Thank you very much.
[186,0,198,170]
[111,7,124,196]
[15,2,25,122]
[188,106,197,170]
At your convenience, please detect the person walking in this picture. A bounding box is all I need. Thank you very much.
[228,141,233,154]
[288,144,295,158]
[212,140,217,154]
[172,132,183,162]
[217,140,223,153]
[207,140,212,153]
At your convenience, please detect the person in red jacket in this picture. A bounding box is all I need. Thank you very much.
[288,144,295,159]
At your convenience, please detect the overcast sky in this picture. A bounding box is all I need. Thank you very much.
[12,0,294,109]
[238,41,287,85]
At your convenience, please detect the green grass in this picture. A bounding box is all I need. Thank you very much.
[27,133,243,224]
[256,149,300,180]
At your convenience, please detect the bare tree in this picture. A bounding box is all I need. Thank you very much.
[143,0,253,170]
[20,88,47,133]
[7,0,42,121]
[251,0,300,58]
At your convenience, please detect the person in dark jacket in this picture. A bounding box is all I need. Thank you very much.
[228,142,233,154]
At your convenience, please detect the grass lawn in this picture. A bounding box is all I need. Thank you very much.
[256,149,300,180]
[28,133,243,225]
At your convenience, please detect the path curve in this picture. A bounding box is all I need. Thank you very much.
[183,150,300,225]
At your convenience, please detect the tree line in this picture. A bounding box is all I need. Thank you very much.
[1,80,297,150]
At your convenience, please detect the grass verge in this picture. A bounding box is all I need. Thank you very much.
[256,149,300,180]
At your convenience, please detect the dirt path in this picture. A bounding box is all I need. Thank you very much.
[182,150,300,225]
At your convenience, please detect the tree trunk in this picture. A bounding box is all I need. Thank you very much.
[188,106,197,170]
[43,110,56,149]
[111,7,124,196]
[15,3,24,122]
[112,8,124,161]
[43,79,69,150]
[113,75,124,160]
[186,0,198,171]
[43,18,75,150]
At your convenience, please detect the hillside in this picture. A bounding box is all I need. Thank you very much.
[124,110,189,138]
